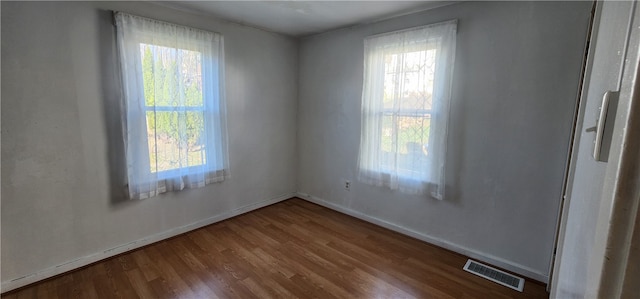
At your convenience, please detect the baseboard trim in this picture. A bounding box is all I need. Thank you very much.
[295,192,549,283]
[1,192,295,293]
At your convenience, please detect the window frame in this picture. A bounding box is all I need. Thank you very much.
[137,40,219,179]
[377,45,438,179]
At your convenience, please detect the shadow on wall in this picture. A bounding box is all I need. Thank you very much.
[97,9,129,205]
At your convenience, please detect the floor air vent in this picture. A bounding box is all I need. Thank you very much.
[463,259,524,292]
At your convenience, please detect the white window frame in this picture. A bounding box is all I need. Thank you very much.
[381,45,437,179]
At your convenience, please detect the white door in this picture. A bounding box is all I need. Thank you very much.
[551,1,639,298]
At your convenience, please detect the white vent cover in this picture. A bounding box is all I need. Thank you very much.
[463,259,524,292]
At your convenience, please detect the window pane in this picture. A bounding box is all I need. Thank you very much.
[383,72,397,110]
[180,48,203,107]
[380,115,395,170]
[383,54,399,110]
[383,49,437,111]
[380,115,431,172]
[146,111,207,173]
[140,43,203,108]
[185,111,207,169]
[397,116,431,155]
[381,115,395,153]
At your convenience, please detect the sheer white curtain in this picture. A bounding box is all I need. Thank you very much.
[357,20,456,199]
[115,12,229,200]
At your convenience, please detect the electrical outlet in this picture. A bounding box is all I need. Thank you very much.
[345,180,351,191]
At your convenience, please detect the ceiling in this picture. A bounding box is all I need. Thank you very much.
[156,1,456,37]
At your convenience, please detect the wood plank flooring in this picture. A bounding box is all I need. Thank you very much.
[2,198,548,298]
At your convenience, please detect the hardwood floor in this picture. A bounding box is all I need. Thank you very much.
[2,198,548,298]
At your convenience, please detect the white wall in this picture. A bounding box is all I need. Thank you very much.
[1,1,297,290]
[296,1,591,281]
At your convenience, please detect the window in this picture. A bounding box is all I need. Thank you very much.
[358,21,457,199]
[115,12,229,200]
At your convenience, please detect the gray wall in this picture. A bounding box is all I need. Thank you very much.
[1,1,298,286]
[297,1,591,281]
[2,0,592,289]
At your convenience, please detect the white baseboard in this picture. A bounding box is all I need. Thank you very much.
[295,192,549,283]
[1,192,294,293]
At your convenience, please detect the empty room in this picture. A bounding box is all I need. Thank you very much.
[2,1,639,298]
